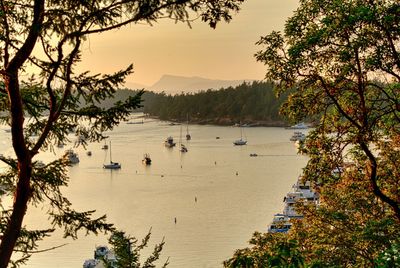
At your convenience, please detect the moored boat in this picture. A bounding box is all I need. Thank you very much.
[65,149,79,164]
[103,141,121,169]
[290,131,306,142]
[267,214,292,233]
[180,144,188,152]
[143,153,152,165]
[233,123,247,145]
[164,136,176,147]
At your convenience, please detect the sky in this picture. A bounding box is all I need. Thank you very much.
[77,0,299,87]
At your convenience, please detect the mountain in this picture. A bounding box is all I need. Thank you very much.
[124,81,148,90]
[146,74,254,94]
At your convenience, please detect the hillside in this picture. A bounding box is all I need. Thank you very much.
[146,74,254,94]
[142,81,289,126]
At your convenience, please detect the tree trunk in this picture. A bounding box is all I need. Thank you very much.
[0,73,32,268]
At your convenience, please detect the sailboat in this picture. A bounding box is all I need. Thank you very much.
[185,113,191,140]
[233,123,247,146]
[179,124,188,153]
[103,141,121,169]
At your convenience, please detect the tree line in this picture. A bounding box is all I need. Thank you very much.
[140,81,289,126]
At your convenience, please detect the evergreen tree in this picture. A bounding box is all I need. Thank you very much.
[0,0,244,266]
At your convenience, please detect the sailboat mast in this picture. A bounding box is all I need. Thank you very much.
[109,141,112,163]
[186,113,189,135]
[179,124,182,146]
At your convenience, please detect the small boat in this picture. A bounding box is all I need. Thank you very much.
[34,160,46,168]
[290,131,306,142]
[103,141,121,169]
[180,144,188,153]
[164,136,176,148]
[179,124,188,152]
[143,153,152,165]
[101,138,108,150]
[82,259,99,268]
[101,144,108,150]
[65,149,79,164]
[94,245,116,266]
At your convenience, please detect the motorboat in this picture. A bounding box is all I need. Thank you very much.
[282,192,307,218]
[101,144,108,150]
[83,259,99,268]
[164,136,176,147]
[143,153,152,165]
[282,178,319,218]
[292,178,319,202]
[101,139,108,150]
[290,131,306,142]
[83,245,116,267]
[267,214,292,233]
[65,149,79,164]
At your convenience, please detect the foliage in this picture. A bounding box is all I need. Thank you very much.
[0,0,245,266]
[227,0,400,267]
[225,174,400,267]
[142,81,288,125]
[224,233,305,268]
[255,0,400,221]
[102,230,168,268]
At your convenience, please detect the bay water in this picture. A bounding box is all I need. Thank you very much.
[0,117,308,267]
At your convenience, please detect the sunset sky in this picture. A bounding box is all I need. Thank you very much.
[77,1,299,87]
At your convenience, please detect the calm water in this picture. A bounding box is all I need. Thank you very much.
[1,117,308,267]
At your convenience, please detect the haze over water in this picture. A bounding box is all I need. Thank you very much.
[1,116,308,267]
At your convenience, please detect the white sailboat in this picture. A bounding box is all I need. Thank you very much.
[233,123,247,145]
[103,141,121,169]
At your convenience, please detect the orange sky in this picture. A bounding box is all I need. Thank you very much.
[77,0,299,87]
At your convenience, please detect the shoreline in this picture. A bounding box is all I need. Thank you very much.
[144,115,289,128]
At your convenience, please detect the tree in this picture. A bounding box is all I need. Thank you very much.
[226,0,400,266]
[103,229,168,268]
[0,0,244,266]
[255,0,400,218]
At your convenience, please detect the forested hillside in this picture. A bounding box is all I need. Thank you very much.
[141,81,288,126]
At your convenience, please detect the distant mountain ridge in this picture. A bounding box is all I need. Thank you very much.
[126,74,255,94]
